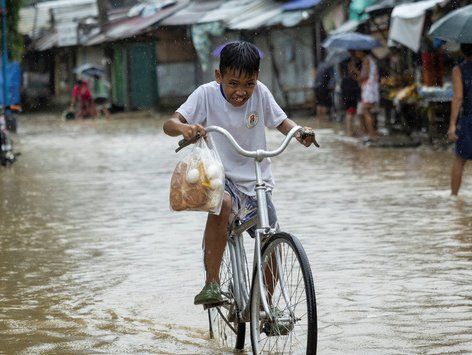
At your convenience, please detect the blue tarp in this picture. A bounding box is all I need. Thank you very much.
[0,61,21,106]
[282,0,321,11]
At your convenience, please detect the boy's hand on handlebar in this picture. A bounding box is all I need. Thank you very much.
[175,124,206,153]
[296,127,319,148]
[182,124,206,141]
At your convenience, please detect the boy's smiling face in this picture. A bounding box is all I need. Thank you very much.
[215,68,258,107]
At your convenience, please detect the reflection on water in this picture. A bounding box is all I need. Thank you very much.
[0,114,471,353]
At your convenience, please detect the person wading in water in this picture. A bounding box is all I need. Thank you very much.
[448,43,472,196]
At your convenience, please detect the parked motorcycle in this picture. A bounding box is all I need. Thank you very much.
[0,110,18,166]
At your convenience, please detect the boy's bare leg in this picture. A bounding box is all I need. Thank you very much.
[451,156,466,196]
[203,194,232,284]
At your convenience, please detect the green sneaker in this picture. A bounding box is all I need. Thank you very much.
[194,282,223,305]
[262,308,294,336]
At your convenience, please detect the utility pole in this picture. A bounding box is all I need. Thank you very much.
[1,0,9,114]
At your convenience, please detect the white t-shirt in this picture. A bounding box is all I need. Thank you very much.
[177,81,287,196]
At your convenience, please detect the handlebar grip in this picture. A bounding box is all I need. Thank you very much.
[175,132,201,153]
[300,131,320,148]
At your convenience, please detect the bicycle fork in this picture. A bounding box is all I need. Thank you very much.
[254,159,274,321]
[253,159,294,323]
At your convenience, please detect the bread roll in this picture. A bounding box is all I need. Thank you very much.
[183,183,208,208]
[170,189,185,211]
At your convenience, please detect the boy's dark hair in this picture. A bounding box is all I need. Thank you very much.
[219,41,260,77]
[461,43,472,58]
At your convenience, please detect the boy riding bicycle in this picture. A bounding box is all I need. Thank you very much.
[163,41,316,306]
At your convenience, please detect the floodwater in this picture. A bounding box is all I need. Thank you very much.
[0,113,471,354]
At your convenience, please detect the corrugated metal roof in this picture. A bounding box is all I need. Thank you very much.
[19,7,49,36]
[19,0,98,38]
[86,0,190,45]
[227,1,283,30]
[36,0,96,8]
[162,0,320,28]
[199,0,255,23]
[161,0,224,25]
[23,0,188,49]
[52,3,99,24]
[33,31,59,51]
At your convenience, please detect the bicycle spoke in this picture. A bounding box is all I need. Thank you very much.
[212,239,247,351]
[251,234,316,354]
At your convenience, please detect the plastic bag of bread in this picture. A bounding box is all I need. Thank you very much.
[169,137,225,214]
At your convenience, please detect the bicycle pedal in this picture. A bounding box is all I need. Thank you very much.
[203,300,228,310]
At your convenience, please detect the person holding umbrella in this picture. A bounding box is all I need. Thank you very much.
[69,79,96,119]
[322,32,381,140]
[351,50,380,140]
[429,5,472,195]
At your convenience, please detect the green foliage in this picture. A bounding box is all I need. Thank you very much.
[1,0,24,60]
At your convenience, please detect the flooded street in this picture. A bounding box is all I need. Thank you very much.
[1,113,471,354]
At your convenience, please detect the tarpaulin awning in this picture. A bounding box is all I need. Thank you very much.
[364,0,410,16]
[266,9,312,27]
[349,0,376,20]
[388,0,448,52]
[282,0,320,11]
[391,0,446,19]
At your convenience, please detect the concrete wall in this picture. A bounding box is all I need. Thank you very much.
[156,27,199,105]
[76,46,106,71]
[267,26,315,108]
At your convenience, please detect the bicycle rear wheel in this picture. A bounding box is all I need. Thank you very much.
[250,232,317,354]
[208,238,246,350]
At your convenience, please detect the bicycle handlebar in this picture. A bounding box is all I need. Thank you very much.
[175,125,319,158]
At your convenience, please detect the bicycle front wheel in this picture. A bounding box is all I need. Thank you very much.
[250,232,317,354]
[208,238,246,351]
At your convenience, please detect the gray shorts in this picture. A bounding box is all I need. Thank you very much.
[224,179,279,237]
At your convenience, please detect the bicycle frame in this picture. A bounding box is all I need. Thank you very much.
[225,167,273,322]
[206,125,305,324]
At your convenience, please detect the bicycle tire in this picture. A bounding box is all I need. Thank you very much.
[208,239,246,351]
[249,232,317,354]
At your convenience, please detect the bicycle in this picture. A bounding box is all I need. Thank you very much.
[177,125,318,354]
